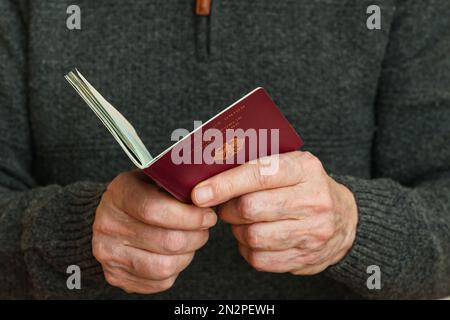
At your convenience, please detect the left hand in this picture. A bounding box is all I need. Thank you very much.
[192,151,358,275]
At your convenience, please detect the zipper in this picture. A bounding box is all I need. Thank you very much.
[195,0,212,61]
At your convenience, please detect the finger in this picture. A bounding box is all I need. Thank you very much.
[290,262,330,276]
[103,265,177,294]
[238,244,328,273]
[96,235,194,280]
[120,216,210,255]
[238,245,301,273]
[218,173,334,224]
[218,186,309,224]
[123,246,194,280]
[231,220,326,251]
[290,240,350,276]
[192,151,310,207]
[292,244,348,276]
[98,197,211,254]
[109,172,217,230]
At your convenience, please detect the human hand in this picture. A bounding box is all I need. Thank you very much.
[192,151,357,275]
[93,171,217,293]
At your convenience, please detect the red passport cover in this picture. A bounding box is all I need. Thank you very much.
[143,88,303,203]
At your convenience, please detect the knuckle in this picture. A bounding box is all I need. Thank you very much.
[108,172,128,193]
[238,196,259,220]
[306,152,324,172]
[314,241,327,251]
[156,276,177,292]
[140,197,155,220]
[323,192,334,211]
[93,205,110,233]
[115,171,127,183]
[302,252,323,265]
[295,235,310,249]
[302,237,325,251]
[302,151,316,162]
[245,224,263,248]
[127,254,141,273]
[315,192,334,214]
[274,228,292,247]
[317,221,335,241]
[290,269,302,276]
[163,231,188,254]
[106,180,117,195]
[295,263,327,275]
[247,251,266,271]
[92,217,104,235]
[123,288,138,294]
[92,215,117,235]
[98,189,110,206]
[252,163,270,188]
[135,286,158,295]
[288,151,307,182]
[140,197,162,223]
[291,268,313,276]
[104,272,122,288]
[92,239,110,263]
[130,255,154,277]
[303,269,322,275]
[281,152,298,173]
[155,256,178,279]
[291,150,303,159]
[94,202,134,238]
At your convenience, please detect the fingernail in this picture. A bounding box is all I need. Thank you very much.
[202,210,217,228]
[194,184,214,205]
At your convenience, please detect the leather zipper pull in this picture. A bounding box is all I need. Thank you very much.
[195,0,211,16]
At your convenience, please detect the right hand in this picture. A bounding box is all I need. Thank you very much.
[92,171,217,294]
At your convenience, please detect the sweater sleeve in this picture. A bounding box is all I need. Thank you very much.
[325,0,450,299]
[0,0,108,299]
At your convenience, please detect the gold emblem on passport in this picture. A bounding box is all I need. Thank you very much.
[214,137,245,161]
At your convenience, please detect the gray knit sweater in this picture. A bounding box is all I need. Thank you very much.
[0,0,449,299]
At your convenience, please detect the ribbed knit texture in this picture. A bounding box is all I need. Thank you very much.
[21,183,106,299]
[326,175,450,299]
[0,0,449,299]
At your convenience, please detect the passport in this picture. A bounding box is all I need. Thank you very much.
[65,69,303,203]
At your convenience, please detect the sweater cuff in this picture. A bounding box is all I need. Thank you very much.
[325,175,409,294]
[21,182,107,297]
